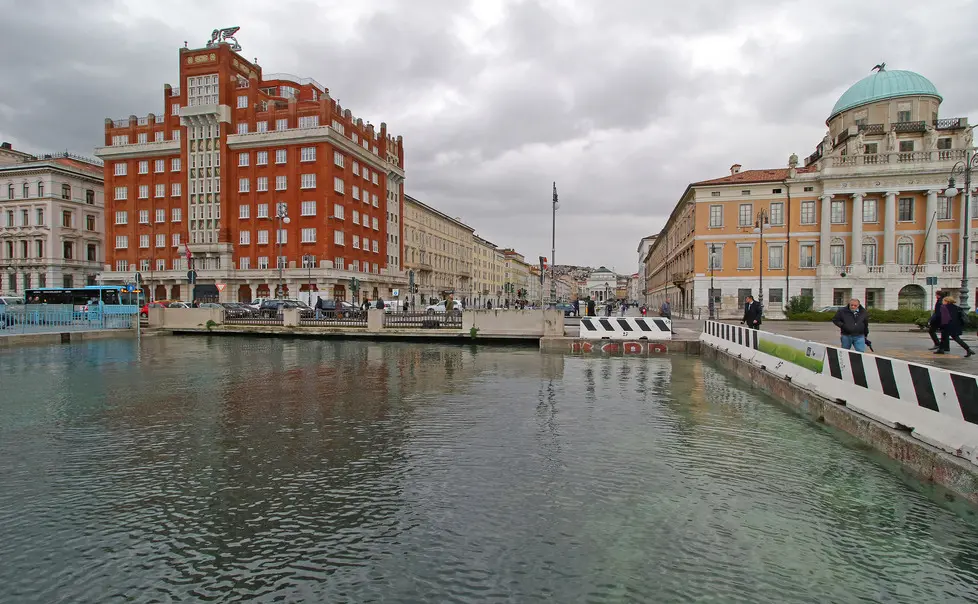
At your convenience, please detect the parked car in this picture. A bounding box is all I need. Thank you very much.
[220,302,256,318]
[315,300,360,318]
[817,306,844,313]
[425,300,463,314]
[549,302,575,317]
[258,299,314,318]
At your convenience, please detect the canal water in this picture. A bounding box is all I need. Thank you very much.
[1,338,977,603]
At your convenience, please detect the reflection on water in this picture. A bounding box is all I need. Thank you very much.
[0,338,976,603]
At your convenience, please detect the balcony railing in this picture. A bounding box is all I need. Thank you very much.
[897,151,932,163]
[943,263,961,273]
[899,264,924,275]
[935,118,966,130]
[857,123,885,134]
[867,265,885,274]
[892,121,926,133]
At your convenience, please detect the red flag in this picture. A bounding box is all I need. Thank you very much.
[185,244,192,260]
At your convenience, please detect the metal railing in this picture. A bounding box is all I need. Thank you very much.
[223,313,284,326]
[892,121,926,133]
[383,312,462,329]
[0,306,136,335]
[299,312,367,328]
[935,118,966,130]
[858,123,885,134]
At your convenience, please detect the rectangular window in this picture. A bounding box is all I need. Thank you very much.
[830,244,846,267]
[738,203,752,227]
[171,183,181,197]
[115,235,128,249]
[353,235,360,249]
[800,201,815,224]
[831,200,846,224]
[769,202,784,225]
[301,174,316,189]
[277,256,287,269]
[256,177,268,192]
[256,121,268,133]
[897,110,911,123]
[898,198,914,221]
[239,204,250,219]
[334,230,345,245]
[372,240,379,253]
[938,241,951,264]
[239,178,250,192]
[171,103,180,116]
[276,118,288,131]
[800,244,815,268]
[737,246,753,269]
[257,230,269,244]
[257,151,268,165]
[138,185,148,199]
[156,234,166,248]
[154,159,164,173]
[897,242,914,265]
[864,142,878,155]
[139,234,149,248]
[301,228,316,243]
[301,147,316,161]
[238,153,249,167]
[899,140,914,152]
[769,288,783,304]
[372,217,379,230]
[334,257,345,270]
[172,233,180,247]
[372,193,378,207]
[334,151,344,167]
[137,160,148,174]
[275,149,287,164]
[85,215,96,231]
[275,175,287,190]
[333,204,345,219]
[112,135,129,146]
[334,177,344,194]
[155,184,165,198]
[363,168,369,181]
[768,245,783,269]
[707,245,722,270]
[711,191,720,197]
[352,210,360,225]
[171,208,181,222]
[36,209,43,225]
[239,231,251,245]
[113,261,126,273]
[862,243,878,265]
[258,256,269,270]
[863,198,878,223]
[114,162,127,176]
[137,133,147,144]
[352,161,359,175]
[372,173,378,185]
[155,208,165,223]
[115,211,127,225]
[138,210,149,224]
[237,95,248,108]
[171,130,180,141]
[237,123,248,135]
[257,204,268,218]
[298,115,319,128]
[301,201,316,216]
[275,229,287,244]
[938,196,952,220]
[239,257,250,270]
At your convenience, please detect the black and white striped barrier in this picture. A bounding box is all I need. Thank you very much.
[700,320,978,465]
[579,316,672,340]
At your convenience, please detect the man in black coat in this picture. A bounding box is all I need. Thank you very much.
[741,295,762,329]
[832,298,870,352]
[927,291,945,350]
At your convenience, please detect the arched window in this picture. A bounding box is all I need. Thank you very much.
[37,181,44,197]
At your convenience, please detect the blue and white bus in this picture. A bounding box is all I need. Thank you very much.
[24,286,143,311]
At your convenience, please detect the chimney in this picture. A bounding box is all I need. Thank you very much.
[730,164,742,175]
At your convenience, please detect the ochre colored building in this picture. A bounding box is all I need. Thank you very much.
[645,67,975,318]
[95,31,406,303]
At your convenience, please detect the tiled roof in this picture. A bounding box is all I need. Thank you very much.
[692,166,815,186]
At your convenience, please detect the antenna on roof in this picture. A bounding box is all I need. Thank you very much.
[872,62,886,73]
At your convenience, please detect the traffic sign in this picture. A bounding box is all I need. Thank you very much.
[126,283,135,292]
[926,276,938,285]
[392,289,399,297]
[216,283,227,292]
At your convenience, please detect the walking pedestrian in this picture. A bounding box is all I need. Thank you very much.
[935,295,974,357]
[928,291,945,350]
[741,295,762,330]
[831,298,869,352]
[619,301,627,317]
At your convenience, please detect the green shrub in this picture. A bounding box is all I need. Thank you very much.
[785,310,835,321]
[786,295,814,314]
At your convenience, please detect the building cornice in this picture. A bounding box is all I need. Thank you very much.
[0,163,104,185]
[95,140,181,160]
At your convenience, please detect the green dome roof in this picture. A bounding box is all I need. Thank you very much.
[829,69,941,120]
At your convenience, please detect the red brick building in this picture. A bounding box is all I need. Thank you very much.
[95,32,406,303]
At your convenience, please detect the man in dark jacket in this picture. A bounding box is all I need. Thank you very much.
[741,295,762,329]
[375,297,385,310]
[928,291,945,350]
[831,298,869,352]
[935,295,974,357]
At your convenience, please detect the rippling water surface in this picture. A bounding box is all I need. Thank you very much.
[1,337,977,603]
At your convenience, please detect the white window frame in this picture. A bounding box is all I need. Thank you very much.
[301,201,316,216]
[301,147,316,162]
[709,205,722,228]
[275,149,287,164]
[301,174,316,189]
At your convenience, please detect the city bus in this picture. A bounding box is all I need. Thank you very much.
[24,286,144,311]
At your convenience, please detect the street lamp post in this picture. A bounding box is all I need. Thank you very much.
[943,146,977,312]
[752,209,769,312]
[275,204,290,298]
[551,182,558,304]
[303,254,313,305]
[709,243,717,319]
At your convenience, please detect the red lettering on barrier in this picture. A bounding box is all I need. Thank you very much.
[623,342,643,355]
[650,343,667,354]
[601,343,620,353]
[581,342,593,353]
[571,342,581,352]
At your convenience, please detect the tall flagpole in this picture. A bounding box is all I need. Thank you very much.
[551,182,558,303]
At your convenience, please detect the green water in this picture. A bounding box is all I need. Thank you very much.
[0,337,976,603]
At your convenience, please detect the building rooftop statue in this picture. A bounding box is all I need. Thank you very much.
[829,67,941,120]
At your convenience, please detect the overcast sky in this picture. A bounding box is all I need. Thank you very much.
[2,0,977,273]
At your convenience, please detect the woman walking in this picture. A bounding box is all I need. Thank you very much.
[935,295,975,357]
